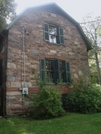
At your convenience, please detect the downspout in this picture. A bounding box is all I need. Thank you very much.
[4,33,7,117]
[22,26,26,88]
[20,26,28,100]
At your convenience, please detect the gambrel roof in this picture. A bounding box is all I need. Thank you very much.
[6,2,92,50]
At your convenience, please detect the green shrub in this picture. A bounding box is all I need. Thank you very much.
[65,87,101,114]
[27,75,65,119]
[70,75,91,90]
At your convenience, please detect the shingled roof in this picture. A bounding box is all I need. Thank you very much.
[6,2,92,50]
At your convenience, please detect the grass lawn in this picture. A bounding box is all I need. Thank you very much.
[0,113,101,134]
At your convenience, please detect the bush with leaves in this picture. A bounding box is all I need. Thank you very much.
[27,75,65,119]
[64,79,101,114]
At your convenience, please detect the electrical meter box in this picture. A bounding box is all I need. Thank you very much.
[21,88,28,94]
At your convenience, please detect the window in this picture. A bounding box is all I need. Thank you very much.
[44,23,64,44]
[40,59,70,84]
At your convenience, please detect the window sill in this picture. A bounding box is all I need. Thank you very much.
[45,40,64,46]
[46,82,69,85]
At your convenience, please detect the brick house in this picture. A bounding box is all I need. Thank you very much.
[0,3,91,116]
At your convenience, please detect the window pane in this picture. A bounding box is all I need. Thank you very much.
[49,26,57,35]
[60,72,65,82]
[49,25,57,44]
[49,35,57,43]
[46,71,54,82]
[46,60,54,82]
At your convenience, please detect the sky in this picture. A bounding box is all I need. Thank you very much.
[14,0,101,22]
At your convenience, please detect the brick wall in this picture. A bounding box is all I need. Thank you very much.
[6,9,90,115]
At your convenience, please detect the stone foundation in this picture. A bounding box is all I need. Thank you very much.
[6,85,73,115]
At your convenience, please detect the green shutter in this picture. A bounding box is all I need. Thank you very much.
[57,27,60,44]
[59,28,64,44]
[40,58,45,81]
[65,62,70,84]
[54,59,60,83]
[0,60,2,85]
[44,23,49,41]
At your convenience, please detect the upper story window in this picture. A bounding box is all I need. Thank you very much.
[44,23,64,45]
[49,25,57,43]
[40,58,70,84]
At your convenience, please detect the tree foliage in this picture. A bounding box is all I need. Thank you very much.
[0,0,17,32]
[80,14,101,84]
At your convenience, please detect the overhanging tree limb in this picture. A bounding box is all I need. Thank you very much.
[80,16,101,84]
[0,0,17,32]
